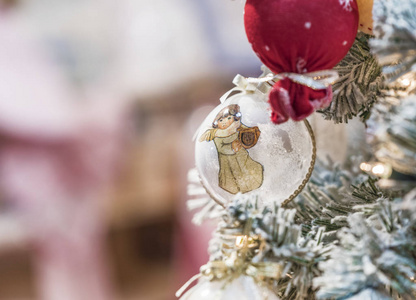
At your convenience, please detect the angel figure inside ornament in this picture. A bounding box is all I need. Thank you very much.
[199,104,264,194]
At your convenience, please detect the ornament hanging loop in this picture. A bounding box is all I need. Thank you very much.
[281,119,316,207]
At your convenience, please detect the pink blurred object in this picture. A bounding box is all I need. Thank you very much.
[0,11,132,300]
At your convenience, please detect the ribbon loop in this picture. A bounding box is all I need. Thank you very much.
[175,274,202,298]
[219,74,266,103]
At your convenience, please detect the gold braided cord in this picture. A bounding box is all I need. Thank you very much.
[281,119,316,207]
[199,119,316,208]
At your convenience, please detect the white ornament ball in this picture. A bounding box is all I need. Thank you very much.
[180,276,279,300]
[195,91,314,208]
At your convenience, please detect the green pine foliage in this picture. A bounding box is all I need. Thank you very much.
[319,33,385,123]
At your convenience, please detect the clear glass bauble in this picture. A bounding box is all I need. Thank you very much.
[179,276,279,300]
[195,91,314,208]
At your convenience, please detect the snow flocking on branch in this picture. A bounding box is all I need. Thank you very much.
[371,0,416,83]
[314,199,416,300]
[189,194,330,300]
[367,95,416,175]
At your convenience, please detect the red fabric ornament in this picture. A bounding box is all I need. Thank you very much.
[244,0,359,124]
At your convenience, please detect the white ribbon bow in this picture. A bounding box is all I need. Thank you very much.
[220,68,339,103]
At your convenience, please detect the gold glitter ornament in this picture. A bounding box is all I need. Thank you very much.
[357,0,374,35]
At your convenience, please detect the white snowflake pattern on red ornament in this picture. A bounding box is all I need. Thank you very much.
[339,0,354,11]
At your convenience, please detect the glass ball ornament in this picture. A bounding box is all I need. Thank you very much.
[195,91,315,208]
[179,276,279,300]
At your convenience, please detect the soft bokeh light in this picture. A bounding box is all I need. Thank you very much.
[360,161,393,178]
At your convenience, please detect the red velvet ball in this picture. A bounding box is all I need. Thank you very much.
[244,0,359,124]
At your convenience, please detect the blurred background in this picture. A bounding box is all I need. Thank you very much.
[0,1,361,299]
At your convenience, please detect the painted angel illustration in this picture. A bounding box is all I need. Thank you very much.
[199,104,264,194]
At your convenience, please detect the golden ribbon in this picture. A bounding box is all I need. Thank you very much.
[175,232,284,298]
[200,259,284,281]
[176,259,284,298]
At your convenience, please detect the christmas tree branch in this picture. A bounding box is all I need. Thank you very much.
[319,32,385,124]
